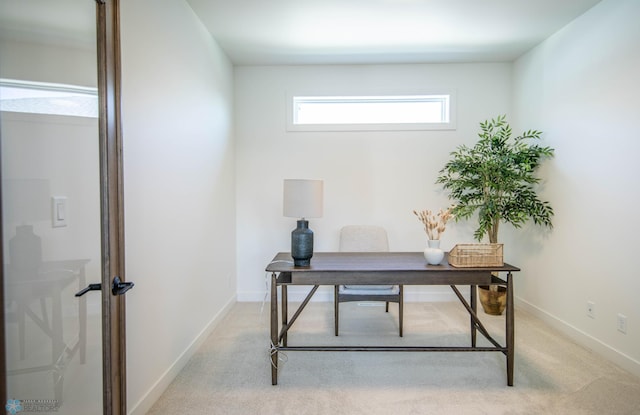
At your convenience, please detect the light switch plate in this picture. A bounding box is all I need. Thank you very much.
[52,196,67,227]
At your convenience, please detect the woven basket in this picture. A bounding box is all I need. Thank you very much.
[448,243,503,267]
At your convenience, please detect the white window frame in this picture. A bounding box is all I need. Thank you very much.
[286,90,456,132]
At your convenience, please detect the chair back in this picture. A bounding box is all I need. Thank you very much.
[339,225,389,252]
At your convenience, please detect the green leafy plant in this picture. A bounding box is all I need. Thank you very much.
[436,115,554,244]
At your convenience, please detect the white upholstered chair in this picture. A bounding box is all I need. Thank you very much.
[334,225,403,337]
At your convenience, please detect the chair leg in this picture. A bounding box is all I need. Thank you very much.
[385,301,389,312]
[399,285,404,337]
[334,285,339,336]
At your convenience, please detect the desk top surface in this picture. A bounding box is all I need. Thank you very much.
[266,252,520,273]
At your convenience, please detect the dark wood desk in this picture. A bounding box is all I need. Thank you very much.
[266,252,520,386]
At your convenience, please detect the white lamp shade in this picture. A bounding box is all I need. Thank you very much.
[283,179,323,219]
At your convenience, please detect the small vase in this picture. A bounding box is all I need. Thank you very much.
[424,239,444,265]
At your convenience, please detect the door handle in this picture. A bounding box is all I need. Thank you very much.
[75,277,135,297]
[112,276,134,296]
[75,283,102,297]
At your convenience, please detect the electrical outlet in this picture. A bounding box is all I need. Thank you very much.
[587,301,595,319]
[617,314,627,334]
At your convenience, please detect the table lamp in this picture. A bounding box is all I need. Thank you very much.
[283,179,323,267]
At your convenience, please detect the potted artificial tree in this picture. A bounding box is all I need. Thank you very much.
[436,115,554,315]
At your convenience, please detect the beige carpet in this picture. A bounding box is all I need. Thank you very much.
[147,300,640,414]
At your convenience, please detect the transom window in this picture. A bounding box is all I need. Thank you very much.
[287,92,455,132]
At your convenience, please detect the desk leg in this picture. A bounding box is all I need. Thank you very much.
[470,285,477,347]
[270,272,279,385]
[281,285,288,347]
[52,290,64,401]
[506,272,514,386]
[78,266,87,364]
[334,285,339,337]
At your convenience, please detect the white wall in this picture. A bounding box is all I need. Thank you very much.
[119,1,236,413]
[511,0,640,377]
[235,63,511,302]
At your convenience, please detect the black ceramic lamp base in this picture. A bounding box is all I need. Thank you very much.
[291,219,314,267]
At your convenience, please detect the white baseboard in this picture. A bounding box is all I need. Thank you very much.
[128,295,237,415]
[516,297,640,379]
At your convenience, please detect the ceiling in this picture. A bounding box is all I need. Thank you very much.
[187,0,601,65]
